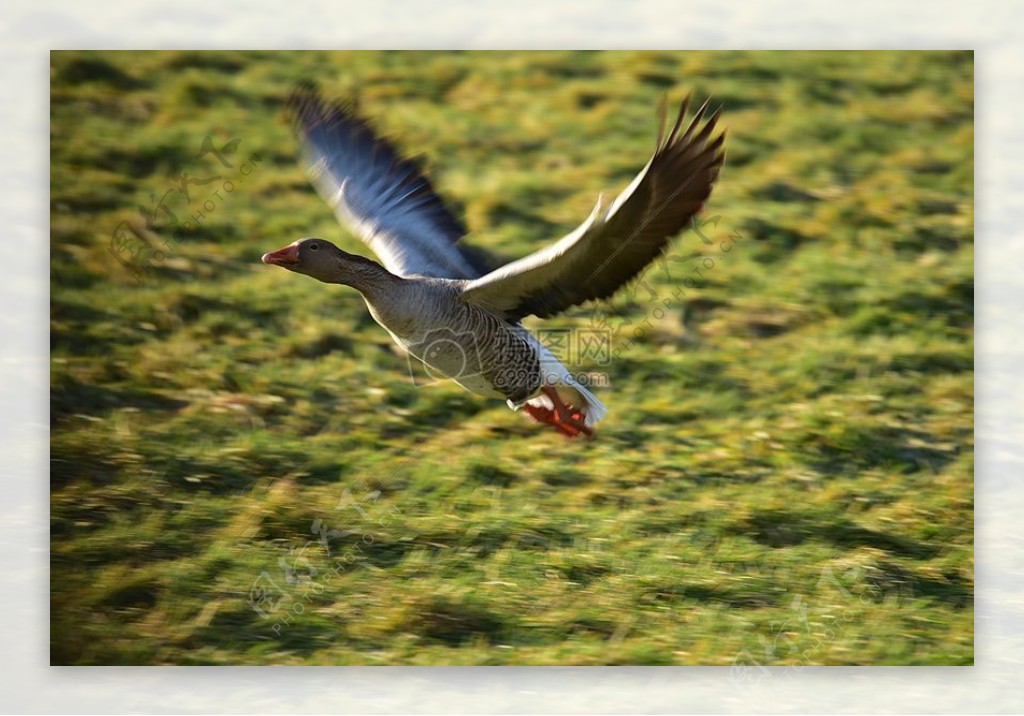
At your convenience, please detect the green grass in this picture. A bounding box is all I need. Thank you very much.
[50,50,973,665]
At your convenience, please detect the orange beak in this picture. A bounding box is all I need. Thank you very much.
[262,244,300,267]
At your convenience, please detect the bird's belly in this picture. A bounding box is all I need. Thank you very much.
[385,327,496,398]
[389,324,539,401]
[451,372,506,398]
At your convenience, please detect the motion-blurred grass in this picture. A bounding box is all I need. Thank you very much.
[50,50,973,665]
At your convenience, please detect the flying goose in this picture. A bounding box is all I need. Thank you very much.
[263,82,725,437]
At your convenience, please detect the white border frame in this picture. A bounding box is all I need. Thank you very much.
[13,0,1016,712]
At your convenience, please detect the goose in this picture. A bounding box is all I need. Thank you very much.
[263,82,725,437]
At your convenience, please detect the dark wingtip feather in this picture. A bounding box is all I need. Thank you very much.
[287,80,362,138]
[656,94,669,150]
[286,79,322,122]
[290,78,319,99]
[663,93,692,150]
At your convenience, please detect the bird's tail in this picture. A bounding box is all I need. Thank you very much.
[511,331,608,437]
[511,376,607,438]
[529,380,607,428]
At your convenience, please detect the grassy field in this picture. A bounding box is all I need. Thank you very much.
[50,50,973,666]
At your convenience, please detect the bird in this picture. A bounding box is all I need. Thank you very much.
[262,81,725,438]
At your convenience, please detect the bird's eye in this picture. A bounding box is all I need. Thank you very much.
[309,243,319,251]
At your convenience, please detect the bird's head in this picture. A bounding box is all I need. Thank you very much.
[262,237,376,285]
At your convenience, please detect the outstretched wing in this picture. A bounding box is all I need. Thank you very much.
[288,81,480,279]
[460,96,725,320]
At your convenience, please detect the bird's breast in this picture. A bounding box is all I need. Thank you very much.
[367,291,542,402]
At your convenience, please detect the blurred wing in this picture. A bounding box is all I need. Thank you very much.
[288,82,480,279]
[461,96,725,320]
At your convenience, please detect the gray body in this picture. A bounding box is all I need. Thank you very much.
[363,279,542,403]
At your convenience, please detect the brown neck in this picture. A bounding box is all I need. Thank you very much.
[331,253,402,298]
